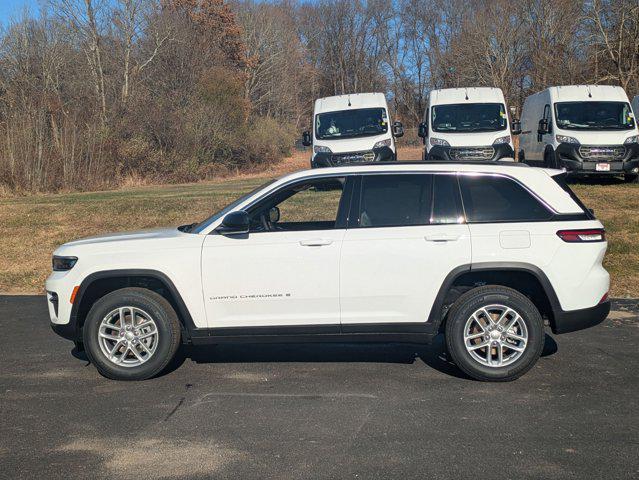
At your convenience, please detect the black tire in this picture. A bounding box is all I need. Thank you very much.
[83,287,181,381]
[444,285,544,382]
[543,149,557,169]
[624,173,638,183]
[518,149,525,162]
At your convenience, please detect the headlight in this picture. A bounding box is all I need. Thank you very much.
[52,256,78,271]
[430,137,450,147]
[556,135,580,145]
[624,135,638,144]
[373,139,392,149]
[313,145,332,154]
[493,135,511,145]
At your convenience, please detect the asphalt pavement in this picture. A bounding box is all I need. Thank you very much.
[1,295,638,479]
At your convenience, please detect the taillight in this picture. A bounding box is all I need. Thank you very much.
[556,229,605,243]
[599,292,609,304]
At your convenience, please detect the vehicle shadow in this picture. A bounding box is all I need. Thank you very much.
[155,333,558,380]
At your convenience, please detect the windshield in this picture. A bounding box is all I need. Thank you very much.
[431,103,508,133]
[191,179,278,233]
[315,108,388,140]
[554,101,635,130]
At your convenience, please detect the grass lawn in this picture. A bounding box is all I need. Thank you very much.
[1,162,638,297]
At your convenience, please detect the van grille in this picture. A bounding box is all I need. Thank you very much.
[579,145,625,160]
[449,147,494,161]
[331,151,375,165]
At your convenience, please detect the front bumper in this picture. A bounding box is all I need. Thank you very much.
[555,142,639,176]
[312,146,395,168]
[551,300,610,334]
[426,143,514,162]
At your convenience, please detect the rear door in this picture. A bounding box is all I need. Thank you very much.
[339,172,471,327]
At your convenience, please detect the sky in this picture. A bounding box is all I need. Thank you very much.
[0,0,41,26]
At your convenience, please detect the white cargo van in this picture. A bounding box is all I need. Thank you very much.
[417,87,520,161]
[520,85,639,182]
[302,93,404,168]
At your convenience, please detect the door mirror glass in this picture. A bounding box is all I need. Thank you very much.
[538,118,549,135]
[392,121,404,138]
[302,131,312,147]
[217,210,249,235]
[268,206,280,224]
[511,119,522,135]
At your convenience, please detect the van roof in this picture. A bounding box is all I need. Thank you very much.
[544,85,630,103]
[314,93,387,113]
[428,87,506,106]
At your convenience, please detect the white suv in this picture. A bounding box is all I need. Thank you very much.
[47,162,610,382]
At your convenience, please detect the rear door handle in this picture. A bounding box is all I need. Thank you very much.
[299,238,333,247]
[424,234,461,242]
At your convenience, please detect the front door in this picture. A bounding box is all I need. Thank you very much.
[201,176,351,328]
[340,173,472,326]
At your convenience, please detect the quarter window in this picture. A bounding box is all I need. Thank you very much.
[358,174,433,227]
[431,174,464,224]
[459,175,553,222]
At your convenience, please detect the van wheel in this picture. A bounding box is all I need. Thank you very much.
[624,173,638,183]
[518,150,525,162]
[543,150,556,169]
[444,285,544,382]
[82,288,181,381]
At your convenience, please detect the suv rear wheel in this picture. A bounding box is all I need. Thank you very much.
[445,285,544,382]
[83,287,181,381]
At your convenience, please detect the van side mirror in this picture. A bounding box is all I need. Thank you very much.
[511,119,522,135]
[392,121,404,138]
[216,210,249,235]
[302,131,312,147]
[418,122,427,138]
[538,119,549,135]
[268,206,280,224]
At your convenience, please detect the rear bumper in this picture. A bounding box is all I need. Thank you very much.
[426,143,514,162]
[312,146,395,168]
[551,300,610,334]
[556,143,639,176]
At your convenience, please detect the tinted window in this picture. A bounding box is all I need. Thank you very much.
[249,178,345,232]
[431,174,464,224]
[459,175,552,222]
[359,174,432,227]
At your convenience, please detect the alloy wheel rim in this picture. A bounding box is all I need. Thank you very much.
[98,306,159,368]
[463,304,528,368]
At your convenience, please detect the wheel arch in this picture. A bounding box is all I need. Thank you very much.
[428,262,562,333]
[70,269,195,343]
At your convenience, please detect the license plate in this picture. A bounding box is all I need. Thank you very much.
[596,163,610,172]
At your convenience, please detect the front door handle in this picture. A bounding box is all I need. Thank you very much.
[299,238,333,247]
[425,234,460,242]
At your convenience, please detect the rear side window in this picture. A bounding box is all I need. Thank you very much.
[358,174,432,227]
[431,174,464,224]
[459,174,553,223]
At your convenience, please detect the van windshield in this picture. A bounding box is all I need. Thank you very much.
[315,108,388,140]
[431,103,507,133]
[554,102,635,130]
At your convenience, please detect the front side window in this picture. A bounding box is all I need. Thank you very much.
[315,108,388,140]
[431,103,507,133]
[459,175,553,223]
[554,101,635,130]
[358,174,433,228]
[248,178,346,232]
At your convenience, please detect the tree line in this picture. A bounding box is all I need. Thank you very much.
[0,0,637,192]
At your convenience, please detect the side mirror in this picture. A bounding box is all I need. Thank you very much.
[217,210,249,235]
[511,119,522,135]
[302,131,312,147]
[268,206,280,224]
[392,121,404,138]
[418,122,427,138]
[538,118,549,135]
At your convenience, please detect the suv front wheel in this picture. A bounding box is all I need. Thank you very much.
[445,285,545,382]
[83,288,181,381]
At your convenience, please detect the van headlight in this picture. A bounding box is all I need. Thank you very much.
[624,135,638,144]
[52,256,78,271]
[430,137,450,147]
[556,135,580,145]
[373,139,392,149]
[493,135,511,145]
[314,145,332,154]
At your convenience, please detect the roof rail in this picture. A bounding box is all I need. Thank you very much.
[333,160,530,168]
